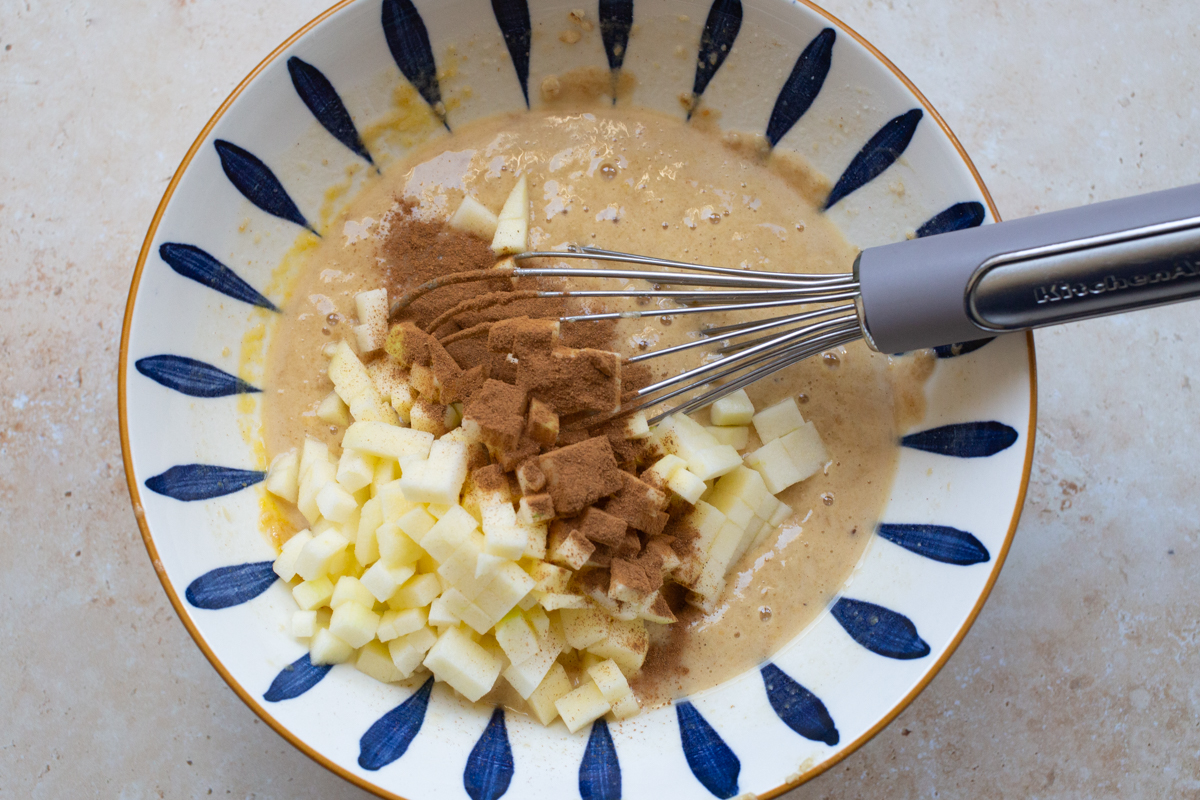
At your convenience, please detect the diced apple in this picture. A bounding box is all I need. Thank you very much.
[475,562,537,622]
[356,639,403,683]
[372,458,397,495]
[656,413,741,480]
[375,521,423,567]
[481,502,529,560]
[291,609,319,638]
[778,421,829,481]
[353,288,389,354]
[711,388,755,426]
[707,492,756,531]
[744,439,805,494]
[315,481,358,524]
[343,421,433,462]
[494,610,539,665]
[527,561,572,594]
[768,501,793,529]
[475,552,507,580]
[295,529,351,581]
[355,498,383,566]
[265,450,300,503]
[691,519,743,602]
[419,505,479,561]
[389,625,437,677]
[273,529,313,582]
[423,625,503,702]
[394,506,436,544]
[330,575,377,609]
[377,607,428,642]
[538,593,588,611]
[329,600,380,648]
[360,561,416,602]
[610,691,640,720]
[587,658,632,703]
[297,459,336,524]
[502,624,565,698]
[642,454,687,486]
[335,448,376,493]
[491,174,529,255]
[555,681,610,734]
[449,195,499,240]
[705,425,750,450]
[752,397,805,443]
[293,576,334,611]
[399,439,469,505]
[624,411,651,440]
[392,573,442,609]
[526,662,573,726]
[317,391,353,427]
[328,341,397,424]
[560,607,612,650]
[310,627,355,665]
[667,467,706,504]
[585,618,648,676]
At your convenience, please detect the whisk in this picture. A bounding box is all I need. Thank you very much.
[395,183,1200,422]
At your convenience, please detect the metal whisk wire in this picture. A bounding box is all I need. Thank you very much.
[509,246,865,423]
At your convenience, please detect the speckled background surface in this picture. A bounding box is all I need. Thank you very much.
[2,1,1198,797]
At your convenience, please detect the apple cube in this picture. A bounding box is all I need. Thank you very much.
[779,421,829,481]
[449,195,499,240]
[667,467,706,504]
[502,624,565,698]
[481,502,528,560]
[423,625,503,702]
[527,561,572,594]
[714,466,774,516]
[610,691,640,720]
[711,388,755,426]
[329,601,380,648]
[343,421,433,462]
[657,414,741,481]
[330,575,377,609]
[336,448,377,494]
[587,658,632,703]
[560,607,612,649]
[273,529,313,581]
[420,505,480,560]
[298,437,331,478]
[399,439,469,505]
[295,529,350,581]
[297,459,336,524]
[375,521,423,567]
[309,627,355,665]
[585,618,648,676]
[354,498,383,566]
[475,562,536,620]
[624,411,651,440]
[372,458,397,494]
[293,576,334,611]
[526,662,573,726]
[354,288,389,354]
[555,682,610,734]
[315,481,358,524]
[548,527,594,570]
[491,174,529,255]
[752,397,805,443]
[538,593,588,611]
[317,391,353,427]
[494,610,539,665]
[440,587,494,634]
[377,607,428,642]
[642,454,687,486]
[290,609,319,638]
[707,492,755,531]
[361,561,416,602]
[768,501,793,529]
[389,625,437,677]
[265,449,300,503]
[356,639,404,683]
[705,425,750,450]
[329,341,397,424]
[744,439,805,494]
[475,552,507,580]
[392,573,442,609]
[692,519,743,601]
[427,595,461,628]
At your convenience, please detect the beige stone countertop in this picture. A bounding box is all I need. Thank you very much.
[2,1,1197,797]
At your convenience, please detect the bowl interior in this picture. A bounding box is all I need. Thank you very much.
[120,1,1034,798]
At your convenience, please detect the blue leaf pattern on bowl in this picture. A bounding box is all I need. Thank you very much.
[877,523,990,565]
[916,201,985,238]
[765,28,835,147]
[158,242,279,311]
[464,707,515,800]
[144,464,265,501]
[214,140,318,235]
[831,598,931,660]
[599,0,634,74]
[901,421,1018,458]
[382,0,449,130]
[263,653,334,702]
[287,56,376,168]
[689,0,742,118]
[491,0,532,107]
[135,355,259,398]
[760,664,839,746]
[824,108,922,210]
[579,718,621,800]
[184,561,277,609]
[358,677,434,771]
[677,701,740,799]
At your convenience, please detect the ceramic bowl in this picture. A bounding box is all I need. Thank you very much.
[120,0,1035,797]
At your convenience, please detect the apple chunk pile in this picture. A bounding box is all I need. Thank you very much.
[264,180,831,730]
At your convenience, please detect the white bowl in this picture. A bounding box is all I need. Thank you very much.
[119,1,1035,797]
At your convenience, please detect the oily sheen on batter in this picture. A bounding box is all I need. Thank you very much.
[262,104,931,705]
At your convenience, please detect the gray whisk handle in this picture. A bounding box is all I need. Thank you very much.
[855,183,1200,353]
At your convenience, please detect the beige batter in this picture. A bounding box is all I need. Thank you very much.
[260,103,932,704]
